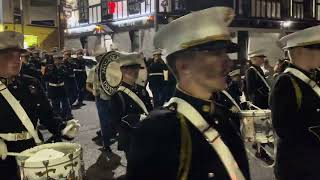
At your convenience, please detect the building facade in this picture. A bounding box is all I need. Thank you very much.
[64,0,320,60]
[0,0,59,50]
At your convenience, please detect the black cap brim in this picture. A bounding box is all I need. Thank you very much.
[303,43,320,49]
[121,64,144,69]
[192,40,239,53]
[0,47,27,53]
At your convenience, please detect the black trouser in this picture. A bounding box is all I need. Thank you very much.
[64,77,78,105]
[0,156,19,180]
[75,72,87,104]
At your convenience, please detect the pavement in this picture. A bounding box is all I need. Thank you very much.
[45,100,277,180]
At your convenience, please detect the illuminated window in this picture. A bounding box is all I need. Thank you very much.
[78,0,89,23]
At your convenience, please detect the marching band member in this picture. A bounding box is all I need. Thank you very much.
[127,7,250,180]
[271,25,320,180]
[109,52,153,160]
[245,49,270,109]
[0,31,80,180]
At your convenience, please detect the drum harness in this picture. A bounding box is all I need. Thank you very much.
[117,85,149,129]
[165,97,246,180]
[0,81,42,145]
[284,67,320,141]
[221,90,241,112]
[285,67,320,98]
[250,66,271,91]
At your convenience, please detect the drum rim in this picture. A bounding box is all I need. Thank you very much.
[240,110,271,117]
[16,142,82,168]
[18,153,81,169]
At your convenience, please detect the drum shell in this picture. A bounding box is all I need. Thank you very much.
[240,110,273,143]
[16,142,83,180]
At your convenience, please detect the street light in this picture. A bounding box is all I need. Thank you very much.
[282,21,293,28]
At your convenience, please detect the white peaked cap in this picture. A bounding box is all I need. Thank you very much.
[118,51,144,67]
[280,25,320,49]
[154,7,236,58]
[248,49,267,58]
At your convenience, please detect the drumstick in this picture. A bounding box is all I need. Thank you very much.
[7,152,33,157]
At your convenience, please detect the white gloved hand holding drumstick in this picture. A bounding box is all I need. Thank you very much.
[61,119,81,139]
[0,139,8,160]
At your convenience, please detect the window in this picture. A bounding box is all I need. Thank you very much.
[78,0,89,23]
[251,0,281,19]
[316,0,320,20]
[291,0,303,19]
[89,5,102,23]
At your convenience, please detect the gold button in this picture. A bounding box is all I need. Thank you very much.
[208,172,215,178]
[202,105,210,112]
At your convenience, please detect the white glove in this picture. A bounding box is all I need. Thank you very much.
[139,114,147,121]
[0,139,8,160]
[62,119,81,139]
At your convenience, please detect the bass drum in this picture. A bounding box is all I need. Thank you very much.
[97,51,149,95]
[97,51,122,96]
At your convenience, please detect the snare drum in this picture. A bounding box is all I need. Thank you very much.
[16,142,84,180]
[240,110,274,143]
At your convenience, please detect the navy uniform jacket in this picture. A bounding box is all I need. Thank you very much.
[127,90,250,180]
[21,63,42,81]
[29,57,42,70]
[245,64,269,109]
[63,58,78,103]
[148,59,168,88]
[0,75,66,179]
[43,63,68,99]
[270,64,320,180]
[109,82,153,151]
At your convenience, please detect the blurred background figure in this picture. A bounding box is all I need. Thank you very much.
[147,49,167,107]
[62,49,79,107]
[44,52,73,121]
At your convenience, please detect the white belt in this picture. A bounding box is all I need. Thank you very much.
[0,131,33,141]
[149,73,164,76]
[48,82,65,87]
[74,69,86,72]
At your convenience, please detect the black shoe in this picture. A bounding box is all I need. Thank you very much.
[91,135,100,141]
[74,102,86,107]
[92,137,103,146]
[99,146,112,153]
[255,151,274,166]
[71,105,81,110]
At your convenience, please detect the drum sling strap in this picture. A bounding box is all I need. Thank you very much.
[222,90,242,111]
[285,68,320,98]
[0,81,42,144]
[285,68,320,141]
[166,97,245,180]
[118,86,149,115]
[250,66,271,91]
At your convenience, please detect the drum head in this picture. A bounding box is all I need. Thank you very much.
[98,51,122,96]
